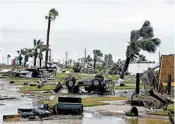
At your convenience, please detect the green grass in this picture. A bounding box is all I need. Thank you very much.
[5,77,39,85]
[82,96,128,107]
[104,75,119,80]
[115,83,143,90]
[18,84,55,92]
[115,86,136,90]
[149,104,174,116]
[38,96,128,107]
[125,80,135,84]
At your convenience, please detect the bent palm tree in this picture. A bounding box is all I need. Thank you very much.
[45,8,58,67]
[120,20,161,79]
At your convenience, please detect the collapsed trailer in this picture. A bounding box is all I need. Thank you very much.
[131,55,174,109]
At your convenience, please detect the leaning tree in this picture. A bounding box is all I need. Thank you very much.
[120,20,161,79]
[45,8,58,67]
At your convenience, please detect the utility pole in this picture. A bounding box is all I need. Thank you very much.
[65,51,68,67]
[159,51,160,64]
[84,49,87,62]
[84,49,87,68]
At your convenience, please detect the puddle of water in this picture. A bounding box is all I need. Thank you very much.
[126,118,170,124]
[83,115,170,124]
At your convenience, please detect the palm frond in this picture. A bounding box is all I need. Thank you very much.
[140,20,154,39]
[7,54,11,58]
[130,30,140,42]
[37,40,40,45]
[126,45,140,58]
[33,39,37,46]
[151,38,161,46]
[48,8,58,21]
[38,52,43,59]
[136,38,161,53]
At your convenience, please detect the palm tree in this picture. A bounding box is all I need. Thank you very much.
[17,50,23,66]
[33,39,43,67]
[7,54,11,65]
[21,48,33,67]
[45,8,58,67]
[104,54,113,67]
[93,49,103,70]
[38,44,47,67]
[86,55,92,64]
[120,20,161,79]
[137,54,147,63]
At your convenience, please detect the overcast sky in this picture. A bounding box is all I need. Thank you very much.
[0,0,174,63]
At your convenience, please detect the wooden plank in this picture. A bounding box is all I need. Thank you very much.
[159,55,174,86]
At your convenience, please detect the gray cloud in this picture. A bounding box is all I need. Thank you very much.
[0,0,174,63]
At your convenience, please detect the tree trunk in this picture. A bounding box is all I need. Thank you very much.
[120,57,130,79]
[34,56,37,66]
[93,60,96,70]
[24,61,26,67]
[45,18,51,67]
[39,59,42,67]
[19,59,22,66]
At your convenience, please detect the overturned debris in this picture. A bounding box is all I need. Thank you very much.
[17,108,50,119]
[56,97,83,115]
[0,96,16,100]
[131,64,174,109]
[53,74,114,95]
[125,106,138,117]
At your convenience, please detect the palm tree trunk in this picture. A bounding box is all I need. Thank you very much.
[34,56,37,66]
[93,60,96,70]
[24,61,26,67]
[19,59,22,66]
[45,18,51,67]
[120,57,130,79]
[39,59,42,67]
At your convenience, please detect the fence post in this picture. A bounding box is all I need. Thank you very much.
[136,73,140,94]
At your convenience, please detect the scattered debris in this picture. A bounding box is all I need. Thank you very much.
[53,74,114,95]
[17,108,50,119]
[55,97,83,115]
[131,64,174,109]
[0,96,16,100]
[125,106,138,117]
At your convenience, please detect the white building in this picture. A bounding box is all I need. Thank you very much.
[128,63,159,75]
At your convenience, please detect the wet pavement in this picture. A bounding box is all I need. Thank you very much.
[0,79,34,124]
[3,113,170,124]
